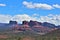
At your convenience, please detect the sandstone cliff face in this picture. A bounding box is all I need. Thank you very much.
[12,20,58,35]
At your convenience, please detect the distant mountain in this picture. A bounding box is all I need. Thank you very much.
[42,22,56,28]
[0,20,60,35]
[18,20,59,35]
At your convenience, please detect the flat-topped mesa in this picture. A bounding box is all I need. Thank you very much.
[9,20,17,25]
[9,20,19,30]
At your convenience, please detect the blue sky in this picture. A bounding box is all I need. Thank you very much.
[0,0,60,16]
[0,0,60,25]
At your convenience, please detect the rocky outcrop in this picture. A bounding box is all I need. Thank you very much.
[9,20,17,25]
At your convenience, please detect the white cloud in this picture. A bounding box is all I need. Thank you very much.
[0,14,37,23]
[34,3,53,10]
[53,4,60,8]
[0,14,12,23]
[0,4,6,6]
[23,1,53,10]
[11,14,31,23]
[0,14,60,25]
[23,1,35,8]
[11,14,39,23]
[32,13,39,17]
[39,14,60,25]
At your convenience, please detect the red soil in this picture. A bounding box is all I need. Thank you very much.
[0,35,8,39]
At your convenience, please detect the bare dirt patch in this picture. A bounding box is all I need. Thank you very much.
[0,35,8,39]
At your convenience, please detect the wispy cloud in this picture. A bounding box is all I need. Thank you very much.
[23,1,53,10]
[0,4,6,6]
[0,14,60,25]
[53,4,60,8]
[32,13,39,17]
[23,1,60,10]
